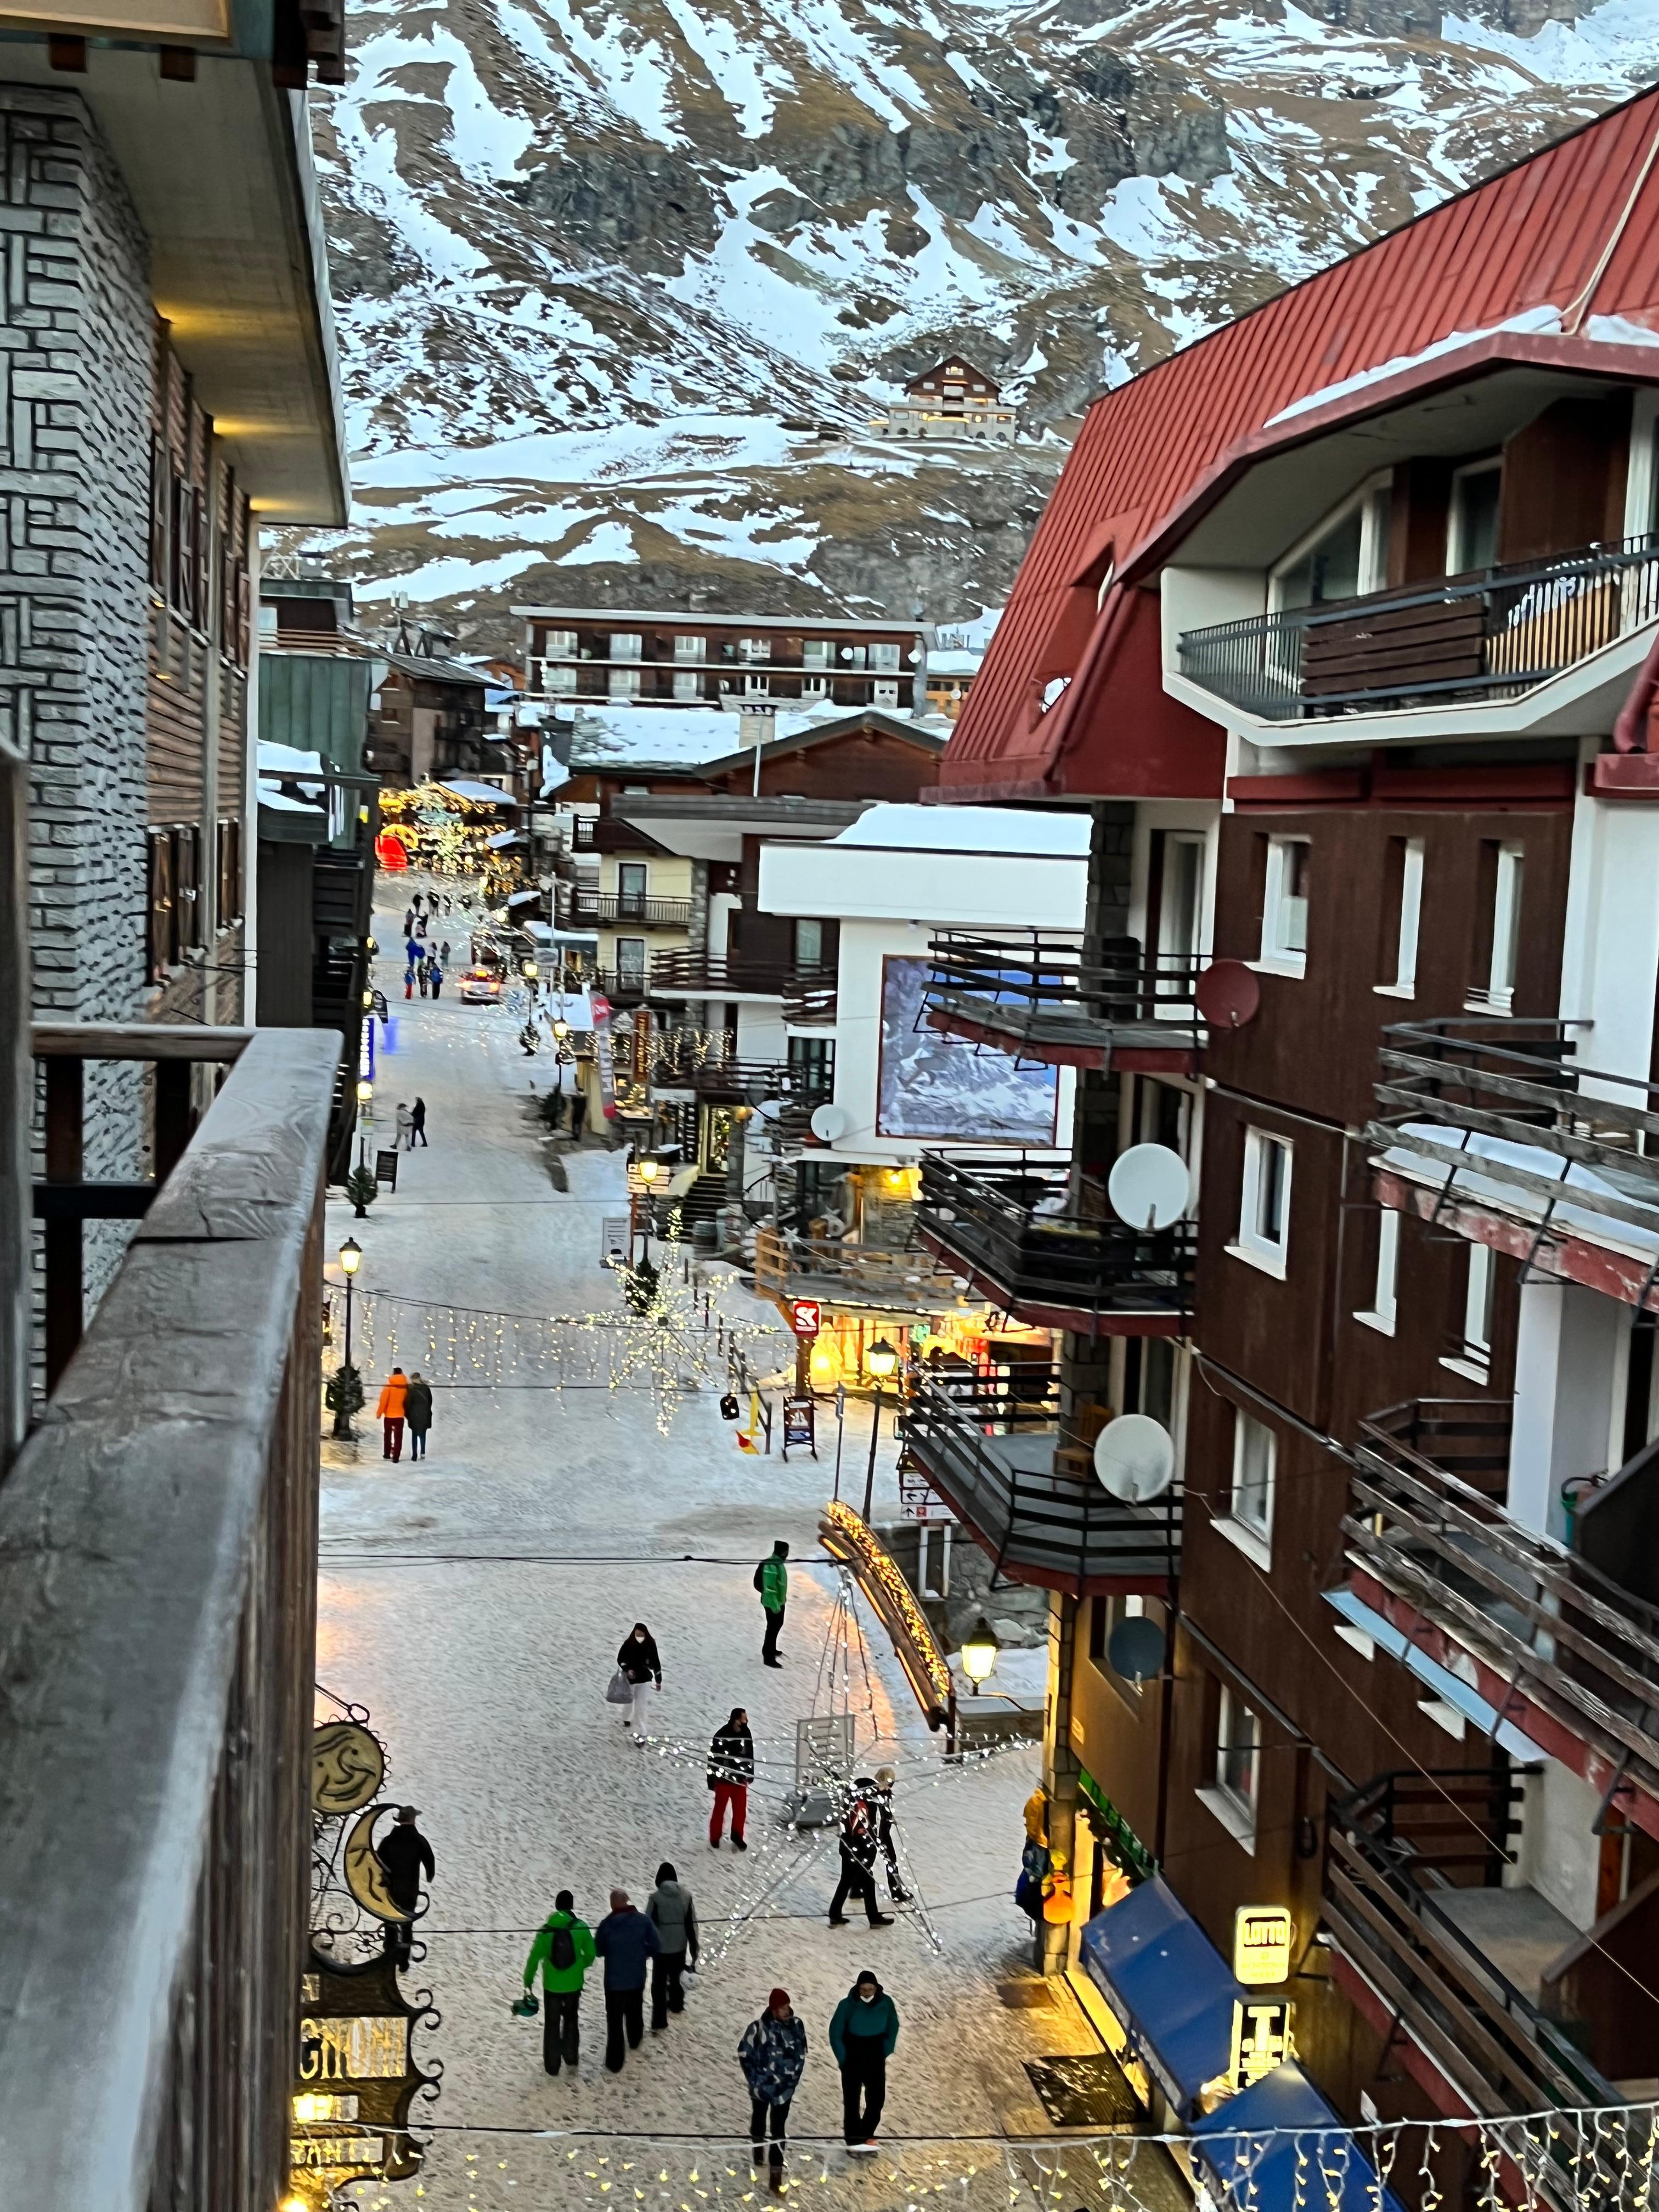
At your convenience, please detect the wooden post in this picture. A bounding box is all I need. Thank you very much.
[153,1057,193,1184]
[43,1055,83,1392]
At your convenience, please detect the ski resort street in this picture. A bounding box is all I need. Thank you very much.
[316,908,1169,2212]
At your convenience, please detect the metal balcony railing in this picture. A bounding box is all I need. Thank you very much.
[0,1024,338,2208]
[924,929,1203,1066]
[571,890,693,927]
[1372,1016,1659,1251]
[647,1053,811,1106]
[648,952,833,1000]
[1324,1769,1621,2124]
[1178,535,1659,721]
[901,1363,1181,1595]
[916,1154,1194,1330]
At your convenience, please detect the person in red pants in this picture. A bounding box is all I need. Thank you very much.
[708,1706,753,1851]
[377,1366,409,1460]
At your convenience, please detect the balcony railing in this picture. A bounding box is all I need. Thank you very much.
[916,1154,1194,1333]
[1324,1768,1621,2124]
[901,1363,1181,1595]
[0,1024,338,2207]
[924,929,1203,1069]
[571,890,693,927]
[1342,1413,1659,1802]
[647,1053,822,1108]
[783,973,838,1025]
[648,951,833,1001]
[753,1225,964,1314]
[1372,1016,1659,1256]
[1178,534,1659,721]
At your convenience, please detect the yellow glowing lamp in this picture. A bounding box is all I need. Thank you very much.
[522,958,539,981]
[866,1336,898,1381]
[808,1338,840,1384]
[338,1237,362,1278]
[960,1615,1000,1689]
[1234,1905,1294,1987]
[552,1018,569,1041]
[637,1156,662,1185]
[354,1077,373,1107]
[362,988,374,1010]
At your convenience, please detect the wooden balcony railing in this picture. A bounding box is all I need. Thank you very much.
[1178,533,1659,721]
[924,929,1203,1069]
[753,1225,963,1313]
[648,952,833,1001]
[916,1154,1194,1333]
[0,1024,339,2208]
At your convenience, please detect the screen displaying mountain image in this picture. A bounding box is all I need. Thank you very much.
[877,956,1057,1142]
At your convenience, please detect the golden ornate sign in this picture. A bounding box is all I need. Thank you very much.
[344,1803,413,1923]
[311,1720,385,1817]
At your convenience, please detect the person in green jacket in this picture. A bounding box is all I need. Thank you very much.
[828,1970,899,2151]
[523,1889,597,2075]
[757,1539,789,1667]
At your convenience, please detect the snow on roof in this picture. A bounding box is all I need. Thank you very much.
[927,649,983,677]
[506,887,541,906]
[1267,305,1561,425]
[258,740,326,776]
[484,828,523,848]
[828,803,1091,857]
[437,779,516,805]
[257,783,325,814]
[568,705,821,770]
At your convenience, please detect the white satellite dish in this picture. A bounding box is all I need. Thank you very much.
[810,1102,850,1143]
[1093,1414,1176,1503]
[1107,1143,1191,1231]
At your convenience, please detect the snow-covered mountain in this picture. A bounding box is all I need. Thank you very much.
[298,0,1659,648]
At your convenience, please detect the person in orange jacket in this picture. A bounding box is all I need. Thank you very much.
[377,1367,409,1462]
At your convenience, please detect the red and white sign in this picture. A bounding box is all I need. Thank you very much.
[788,1298,822,1339]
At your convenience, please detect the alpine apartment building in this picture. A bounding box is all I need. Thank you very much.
[517,607,928,712]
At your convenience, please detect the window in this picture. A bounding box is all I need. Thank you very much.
[146,827,177,980]
[672,670,700,701]
[803,640,832,668]
[843,644,867,669]
[873,679,900,707]
[802,675,827,697]
[1234,1128,1292,1277]
[743,675,771,698]
[1468,842,1525,1013]
[617,862,647,918]
[870,641,901,671]
[616,937,647,983]
[541,628,577,657]
[1215,1685,1261,1826]
[608,667,641,701]
[1272,477,1392,612]
[257,601,278,637]
[673,635,704,661]
[1448,460,1502,574]
[788,1034,833,1087]
[1228,1411,1276,1546]
[1378,837,1424,997]
[545,663,579,694]
[794,917,824,970]
[609,633,643,661]
[1155,831,1204,993]
[739,637,768,662]
[1357,1207,1400,1336]
[1260,836,1310,972]
[1447,1242,1496,1379]
[215,816,242,929]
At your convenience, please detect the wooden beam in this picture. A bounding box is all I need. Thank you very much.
[30,1023,252,1062]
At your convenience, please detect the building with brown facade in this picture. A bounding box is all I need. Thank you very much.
[874,354,1017,444]
[517,606,928,712]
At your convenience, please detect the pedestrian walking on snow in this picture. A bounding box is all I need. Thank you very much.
[429,961,444,1000]
[404,963,415,1001]
[594,1888,659,2073]
[740,1989,807,2188]
[616,1623,662,1743]
[828,1793,893,1929]
[871,1766,911,1903]
[755,1539,788,1667]
[411,1096,428,1146]
[646,1862,699,2030]
[405,1372,433,1461]
[376,1805,434,1970]
[417,956,431,999]
[440,939,451,965]
[524,1888,595,2074]
[396,1102,414,1150]
[830,1971,898,2152]
[708,1707,753,1850]
[377,1367,409,1461]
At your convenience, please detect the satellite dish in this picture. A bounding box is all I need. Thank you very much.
[1195,959,1262,1032]
[1093,1413,1176,1502]
[1107,1144,1190,1231]
[1107,1614,1167,1685]
[810,1102,850,1142]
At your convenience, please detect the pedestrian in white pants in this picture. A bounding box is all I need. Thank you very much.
[617,1623,662,1746]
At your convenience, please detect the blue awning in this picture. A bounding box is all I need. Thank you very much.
[1079,1877,1245,2118]
[1191,2063,1408,2212]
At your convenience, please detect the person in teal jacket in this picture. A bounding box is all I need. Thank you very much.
[757,1539,789,1667]
[524,1889,597,2075]
[828,1971,899,2151]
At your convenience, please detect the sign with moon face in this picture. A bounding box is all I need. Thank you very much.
[345,1803,411,1923]
[290,1949,437,2205]
[311,1721,385,1817]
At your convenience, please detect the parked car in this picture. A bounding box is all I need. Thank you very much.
[460,969,503,1005]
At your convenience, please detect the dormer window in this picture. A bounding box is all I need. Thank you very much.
[1272,474,1392,612]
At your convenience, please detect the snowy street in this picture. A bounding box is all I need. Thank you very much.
[317,902,1169,2212]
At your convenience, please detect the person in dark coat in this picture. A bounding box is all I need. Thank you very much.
[594,1887,661,2072]
[739,1988,808,2188]
[429,962,444,1001]
[871,1765,910,1902]
[828,1793,892,1929]
[404,1373,433,1462]
[616,1623,662,1745]
[829,1971,899,2151]
[376,1805,434,1969]
[646,1861,699,2030]
[708,1707,753,1850]
[411,1097,428,1147]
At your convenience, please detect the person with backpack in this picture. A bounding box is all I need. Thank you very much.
[739,1988,808,2191]
[708,1707,754,1850]
[645,1861,699,2030]
[523,1889,596,2075]
[755,1539,788,1667]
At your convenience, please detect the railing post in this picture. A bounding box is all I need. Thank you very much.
[43,1055,83,1392]
[154,1058,194,1184]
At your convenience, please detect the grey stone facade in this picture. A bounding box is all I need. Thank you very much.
[0,89,154,1289]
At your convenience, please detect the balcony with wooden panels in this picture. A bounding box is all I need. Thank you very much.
[571,889,693,928]
[900,1362,1181,1597]
[752,1226,966,1318]
[648,951,833,1003]
[916,1154,1194,1337]
[923,929,1203,1074]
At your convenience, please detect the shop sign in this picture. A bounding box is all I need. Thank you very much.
[1228,1996,1295,2091]
[789,1297,822,1338]
[291,1950,437,2200]
[782,1398,816,1458]
[1233,1904,1293,1987]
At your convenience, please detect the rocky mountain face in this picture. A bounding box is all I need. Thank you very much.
[297,0,1659,651]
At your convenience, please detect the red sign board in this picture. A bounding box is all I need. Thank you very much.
[789,1298,822,1339]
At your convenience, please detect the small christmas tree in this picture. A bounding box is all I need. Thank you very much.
[326,1362,365,1437]
[345,1165,377,1216]
[622,1254,660,1316]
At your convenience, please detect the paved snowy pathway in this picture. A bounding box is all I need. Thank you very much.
[317,897,1148,2212]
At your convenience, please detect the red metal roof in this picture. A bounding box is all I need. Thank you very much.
[942,86,1659,801]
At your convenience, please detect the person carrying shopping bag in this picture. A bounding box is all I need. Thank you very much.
[614,1623,662,1745]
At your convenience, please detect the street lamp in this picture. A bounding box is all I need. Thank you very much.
[521,957,539,982]
[861,1335,899,1523]
[334,1237,363,1439]
[552,1017,569,1042]
[356,1077,374,1108]
[637,1155,662,1186]
[960,1615,1001,1696]
[353,1076,375,1188]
